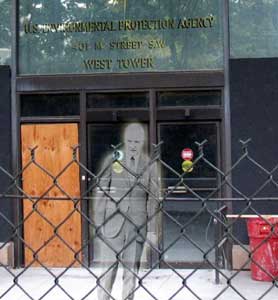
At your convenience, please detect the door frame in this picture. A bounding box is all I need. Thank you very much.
[20,123,82,267]
[19,121,83,266]
[85,92,225,268]
[157,120,223,268]
[15,84,229,268]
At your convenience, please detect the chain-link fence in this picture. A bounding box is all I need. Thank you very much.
[0,140,278,300]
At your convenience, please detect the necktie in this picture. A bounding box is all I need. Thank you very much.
[130,156,135,172]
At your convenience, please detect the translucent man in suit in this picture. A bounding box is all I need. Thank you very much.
[93,123,158,300]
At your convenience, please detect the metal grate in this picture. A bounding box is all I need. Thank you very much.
[0,139,278,300]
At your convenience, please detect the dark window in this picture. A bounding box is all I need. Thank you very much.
[159,123,218,190]
[159,122,219,264]
[21,94,80,117]
[158,91,221,107]
[87,93,148,109]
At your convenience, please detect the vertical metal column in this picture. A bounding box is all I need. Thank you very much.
[80,91,89,267]
[149,89,159,268]
[11,0,22,268]
[149,89,157,148]
[223,0,233,270]
[214,0,233,283]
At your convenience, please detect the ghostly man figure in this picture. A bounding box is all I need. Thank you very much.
[93,123,158,300]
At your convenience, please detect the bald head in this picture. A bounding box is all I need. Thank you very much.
[124,123,145,158]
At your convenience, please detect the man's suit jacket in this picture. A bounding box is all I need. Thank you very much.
[93,152,159,239]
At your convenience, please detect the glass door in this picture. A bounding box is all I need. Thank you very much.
[85,90,223,268]
[86,92,150,266]
[158,122,221,267]
[88,122,150,266]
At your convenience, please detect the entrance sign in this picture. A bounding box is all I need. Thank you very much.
[19,0,223,75]
[181,148,194,161]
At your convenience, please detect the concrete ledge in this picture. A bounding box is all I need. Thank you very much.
[0,242,14,267]
[232,245,250,270]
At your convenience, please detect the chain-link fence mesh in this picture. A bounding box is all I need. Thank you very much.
[0,140,278,300]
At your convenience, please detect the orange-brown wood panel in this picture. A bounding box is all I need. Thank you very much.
[21,124,82,267]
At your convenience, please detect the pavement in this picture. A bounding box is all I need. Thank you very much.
[1,268,278,300]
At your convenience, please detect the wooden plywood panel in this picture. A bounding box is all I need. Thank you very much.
[21,124,81,267]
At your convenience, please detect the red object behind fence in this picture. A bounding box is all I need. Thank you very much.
[247,218,278,281]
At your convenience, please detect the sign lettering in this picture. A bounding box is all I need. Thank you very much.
[19,0,222,75]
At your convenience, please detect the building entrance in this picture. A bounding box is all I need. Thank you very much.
[158,122,220,267]
[86,90,222,267]
[18,89,223,268]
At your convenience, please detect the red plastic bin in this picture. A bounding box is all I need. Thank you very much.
[247,218,278,281]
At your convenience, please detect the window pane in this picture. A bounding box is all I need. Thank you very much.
[159,123,218,184]
[87,93,148,109]
[0,0,11,65]
[21,94,80,117]
[158,91,221,107]
[230,0,278,58]
[159,123,218,264]
[19,0,223,75]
